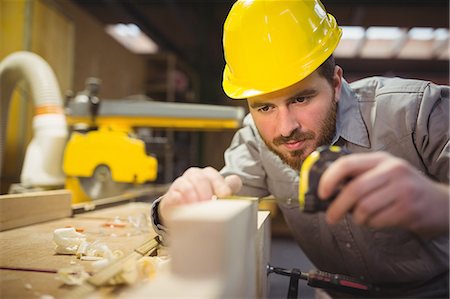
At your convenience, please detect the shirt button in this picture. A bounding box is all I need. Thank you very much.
[346,242,352,248]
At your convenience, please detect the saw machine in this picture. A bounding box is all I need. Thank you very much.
[64,83,245,203]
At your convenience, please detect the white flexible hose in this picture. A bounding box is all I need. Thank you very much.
[0,51,68,187]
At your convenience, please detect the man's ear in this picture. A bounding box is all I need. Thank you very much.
[333,65,343,102]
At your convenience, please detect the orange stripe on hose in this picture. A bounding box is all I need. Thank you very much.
[35,105,64,115]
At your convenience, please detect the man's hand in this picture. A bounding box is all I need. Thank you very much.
[318,152,449,237]
[159,167,242,224]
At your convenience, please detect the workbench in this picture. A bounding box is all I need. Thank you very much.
[0,202,157,298]
[0,192,271,298]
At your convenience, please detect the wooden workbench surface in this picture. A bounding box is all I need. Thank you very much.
[0,202,156,298]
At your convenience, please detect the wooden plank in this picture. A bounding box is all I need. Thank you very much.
[0,190,72,231]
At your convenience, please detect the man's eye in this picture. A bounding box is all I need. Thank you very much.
[294,96,309,103]
[258,106,271,112]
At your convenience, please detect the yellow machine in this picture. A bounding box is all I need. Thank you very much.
[63,126,158,203]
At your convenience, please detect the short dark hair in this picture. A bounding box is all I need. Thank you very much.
[317,55,336,85]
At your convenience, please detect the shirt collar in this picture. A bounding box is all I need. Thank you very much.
[332,79,370,148]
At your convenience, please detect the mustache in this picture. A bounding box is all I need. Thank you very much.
[273,129,315,146]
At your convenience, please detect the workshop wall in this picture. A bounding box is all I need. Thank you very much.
[1,0,30,192]
[0,0,149,192]
[1,0,74,192]
[53,0,148,99]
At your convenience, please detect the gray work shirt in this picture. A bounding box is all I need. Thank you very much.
[220,77,449,297]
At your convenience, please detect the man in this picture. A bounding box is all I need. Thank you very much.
[152,0,449,297]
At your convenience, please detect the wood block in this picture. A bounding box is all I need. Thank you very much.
[256,211,271,298]
[121,200,260,299]
[169,200,258,298]
[0,190,72,231]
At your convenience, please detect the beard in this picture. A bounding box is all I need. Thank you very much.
[263,99,337,170]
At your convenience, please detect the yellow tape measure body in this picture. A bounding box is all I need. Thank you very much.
[299,146,349,212]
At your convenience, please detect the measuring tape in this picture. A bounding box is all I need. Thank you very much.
[299,146,350,212]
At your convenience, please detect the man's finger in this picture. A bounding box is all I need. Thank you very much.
[352,182,397,225]
[168,176,200,203]
[325,155,391,224]
[199,167,231,197]
[181,168,214,202]
[318,152,389,199]
[366,204,405,229]
[224,175,243,194]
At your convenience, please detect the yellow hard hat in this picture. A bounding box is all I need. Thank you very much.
[222,0,342,99]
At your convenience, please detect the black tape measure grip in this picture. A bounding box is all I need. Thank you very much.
[299,146,350,212]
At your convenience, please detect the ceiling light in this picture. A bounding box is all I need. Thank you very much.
[365,26,404,40]
[334,26,365,58]
[335,26,449,60]
[341,26,365,40]
[434,28,449,41]
[408,27,434,40]
[360,27,407,58]
[399,27,449,59]
[105,23,159,54]
[433,28,449,60]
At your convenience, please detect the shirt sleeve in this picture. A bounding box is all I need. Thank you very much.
[220,116,270,197]
[414,83,450,183]
[150,197,168,244]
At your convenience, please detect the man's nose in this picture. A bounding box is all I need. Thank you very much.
[278,108,300,137]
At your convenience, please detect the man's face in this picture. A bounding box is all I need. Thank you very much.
[247,68,342,170]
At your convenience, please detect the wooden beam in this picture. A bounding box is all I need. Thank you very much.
[0,190,72,231]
